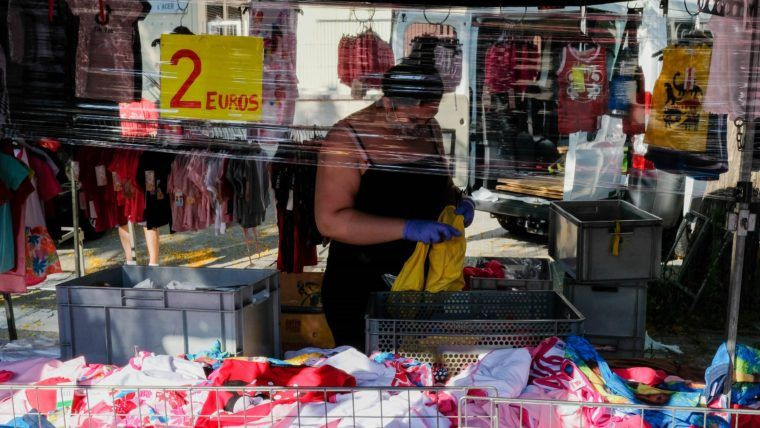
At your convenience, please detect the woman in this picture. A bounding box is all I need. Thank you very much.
[315,63,475,349]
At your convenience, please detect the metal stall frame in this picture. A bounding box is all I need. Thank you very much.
[0,384,495,427]
[458,396,760,428]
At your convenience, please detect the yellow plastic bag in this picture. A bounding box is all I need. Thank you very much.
[391,205,466,293]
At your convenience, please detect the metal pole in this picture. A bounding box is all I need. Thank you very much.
[724,6,760,397]
[69,160,82,278]
[3,293,17,341]
[128,221,137,262]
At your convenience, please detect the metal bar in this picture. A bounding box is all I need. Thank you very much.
[689,231,733,314]
[725,0,760,398]
[70,159,82,278]
[2,294,16,341]
[128,221,137,263]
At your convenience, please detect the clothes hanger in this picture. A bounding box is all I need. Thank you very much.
[151,0,193,47]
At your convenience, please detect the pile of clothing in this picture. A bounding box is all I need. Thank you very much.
[0,337,758,427]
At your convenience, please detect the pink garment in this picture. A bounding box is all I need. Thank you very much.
[67,0,145,102]
[528,360,651,428]
[186,154,213,231]
[704,14,760,119]
[119,99,159,137]
[530,336,567,382]
[0,357,86,425]
[612,367,667,387]
[168,155,189,232]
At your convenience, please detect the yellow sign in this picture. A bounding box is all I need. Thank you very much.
[160,34,264,122]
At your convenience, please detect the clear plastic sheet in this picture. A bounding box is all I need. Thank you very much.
[1,0,759,194]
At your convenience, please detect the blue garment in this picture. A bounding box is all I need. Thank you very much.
[565,335,639,403]
[705,343,731,404]
[644,411,729,428]
[733,382,760,406]
[566,336,712,427]
[0,410,55,428]
[0,153,29,273]
[705,342,760,405]
[185,340,230,370]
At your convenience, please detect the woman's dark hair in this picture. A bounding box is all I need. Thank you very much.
[381,62,444,103]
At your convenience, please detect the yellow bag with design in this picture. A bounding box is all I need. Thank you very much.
[391,205,466,293]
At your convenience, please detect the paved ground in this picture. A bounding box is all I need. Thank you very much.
[0,210,752,370]
[1,210,548,344]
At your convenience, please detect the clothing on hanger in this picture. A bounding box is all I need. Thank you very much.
[271,138,321,273]
[75,146,125,233]
[136,151,174,230]
[645,44,712,152]
[249,5,298,142]
[6,0,77,129]
[556,44,609,134]
[645,114,728,180]
[337,30,395,89]
[227,156,270,230]
[0,141,62,290]
[704,14,760,119]
[109,149,146,225]
[407,36,462,93]
[66,0,146,102]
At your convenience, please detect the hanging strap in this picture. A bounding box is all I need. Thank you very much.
[611,220,622,256]
[345,122,373,166]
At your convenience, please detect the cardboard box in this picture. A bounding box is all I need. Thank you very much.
[280,312,335,353]
[279,272,324,312]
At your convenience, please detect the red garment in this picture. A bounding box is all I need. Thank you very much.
[119,99,159,138]
[37,138,61,152]
[75,147,124,232]
[463,260,506,288]
[556,45,609,134]
[0,370,14,383]
[337,31,394,88]
[28,154,61,202]
[732,404,760,428]
[484,41,517,94]
[623,67,647,136]
[25,376,70,414]
[275,207,318,274]
[612,367,667,387]
[109,149,146,224]
[196,360,356,428]
[514,42,541,91]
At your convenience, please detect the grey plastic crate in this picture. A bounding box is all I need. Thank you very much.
[366,291,584,377]
[56,266,280,365]
[563,278,646,355]
[469,257,553,291]
[549,200,662,281]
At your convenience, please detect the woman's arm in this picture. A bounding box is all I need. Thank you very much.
[315,127,406,245]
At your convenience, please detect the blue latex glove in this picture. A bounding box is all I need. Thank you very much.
[403,220,461,244]
[455,197,476,227]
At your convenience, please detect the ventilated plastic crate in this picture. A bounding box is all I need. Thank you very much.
[468,257,553,291]
[366,291,584,376]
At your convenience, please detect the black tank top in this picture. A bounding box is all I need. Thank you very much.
[322,122,451,292]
